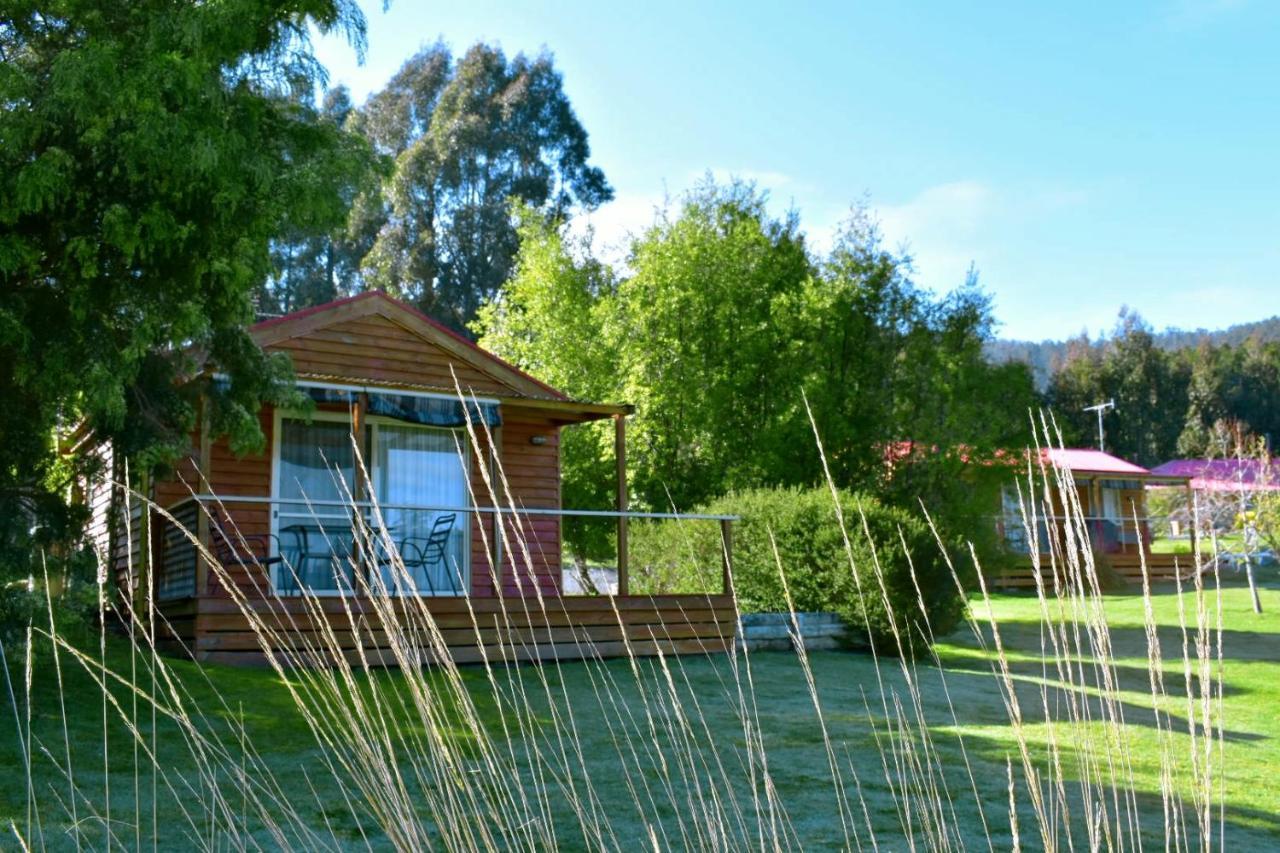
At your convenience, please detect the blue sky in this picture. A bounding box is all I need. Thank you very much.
[312,1,1279,341]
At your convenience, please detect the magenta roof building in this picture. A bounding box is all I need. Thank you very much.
[1149,459,1280,492]
[1043,448,1152,477]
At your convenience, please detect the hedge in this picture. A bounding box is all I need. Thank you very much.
[630,486,969,654]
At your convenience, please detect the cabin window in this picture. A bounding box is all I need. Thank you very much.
[275,414,358,594]
[1000,485,1030,554]
[371,422,469,595]
[271,409,471,596]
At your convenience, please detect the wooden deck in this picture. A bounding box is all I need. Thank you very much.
[992,551,1191,589]
[158,593,738,668]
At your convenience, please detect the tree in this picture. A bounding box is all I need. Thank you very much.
[259,85,382,315]
[0,0,368,629]
[1047,310,1189,465]
[478,178,1036,562]
[353,42,612,331]
[1192,421,1272,614]
[1178,341,1280,455]
[474,207,619,562]
[1095,311,1187,465]
[611,179,812,510]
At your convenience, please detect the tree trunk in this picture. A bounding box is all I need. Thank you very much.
[1245,554,1263,614]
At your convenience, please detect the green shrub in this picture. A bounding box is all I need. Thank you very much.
[630,486,969,654]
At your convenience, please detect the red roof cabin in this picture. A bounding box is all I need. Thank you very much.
[996,447,1190,588]
[89,293,736,667]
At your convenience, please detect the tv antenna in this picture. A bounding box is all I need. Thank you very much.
[1083,399,1116,453]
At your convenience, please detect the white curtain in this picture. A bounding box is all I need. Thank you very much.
[277,418,356,592]
[374,425,469,594]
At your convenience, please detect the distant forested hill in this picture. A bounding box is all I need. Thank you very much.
[988,315,1280,388]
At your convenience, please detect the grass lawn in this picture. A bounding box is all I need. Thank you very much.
[4,578,1280,848]
[1150,532,1245,555]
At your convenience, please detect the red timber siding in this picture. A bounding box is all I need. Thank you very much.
[267,313,518,397]
[89,436,204,647]
[104,446,200,600]
[480,412,562,598]
[203,408,274,599]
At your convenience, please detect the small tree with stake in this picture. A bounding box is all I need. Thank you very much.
[1192,420,1273,614]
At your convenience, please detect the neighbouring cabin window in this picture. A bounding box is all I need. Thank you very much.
[373,424,469,595]
[272,412,471,596]
[1000,485,1031,554]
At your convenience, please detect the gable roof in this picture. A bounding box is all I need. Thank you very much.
[884,441,1160,478]
[1043,448,1152,477]
[1150,458,1280,491]
[251,291,568,402]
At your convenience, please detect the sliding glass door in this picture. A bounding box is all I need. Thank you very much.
[272,411,470,596]
[373,423,469,595]
[275,416,357,593]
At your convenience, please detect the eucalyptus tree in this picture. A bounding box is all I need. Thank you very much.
[1048,311,1190,465]
[352,42,612,331]
[260,85,382,315]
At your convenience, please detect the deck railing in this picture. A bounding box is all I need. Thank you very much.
[152,495,736,601]
[156,499,199,600]
[996,513,1174,556]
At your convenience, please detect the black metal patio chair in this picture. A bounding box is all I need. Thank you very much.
[400,513,460,594]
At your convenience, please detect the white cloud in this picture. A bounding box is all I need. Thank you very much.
[567,190,670,266]
[878,180,995,241]
[869,180,1088,293]
[873,180,999,287]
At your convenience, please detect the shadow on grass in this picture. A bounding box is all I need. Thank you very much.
[947,724,1280,845]
[926,655,1264,745]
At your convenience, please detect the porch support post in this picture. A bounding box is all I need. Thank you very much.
[1090,476,1102,544]
[614,413,628,596]
[352,393,369,501]
[1185,479,1196,545]
[720,518,733,597]
[195,399,212,596]
[139,469,155,617]
[352,393,369,574]
[490,424,504,596]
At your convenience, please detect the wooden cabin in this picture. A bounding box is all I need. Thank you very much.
[995,448,1190,588]
[91,292,736,666]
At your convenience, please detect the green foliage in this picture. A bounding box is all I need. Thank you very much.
[476,207,620,558]
[1047,310,1191,466]
[477,178,1035,563]
[614,180,813,510]
[631,487,967,654]
[259,85,384,316]
[1177,341,1280,457]
[1253,492,1280,558]
[350,42,613,331]
[1042,310,1280,466]
[0,0,366,631]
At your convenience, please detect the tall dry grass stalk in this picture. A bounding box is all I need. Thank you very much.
[4,407,1229,850]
